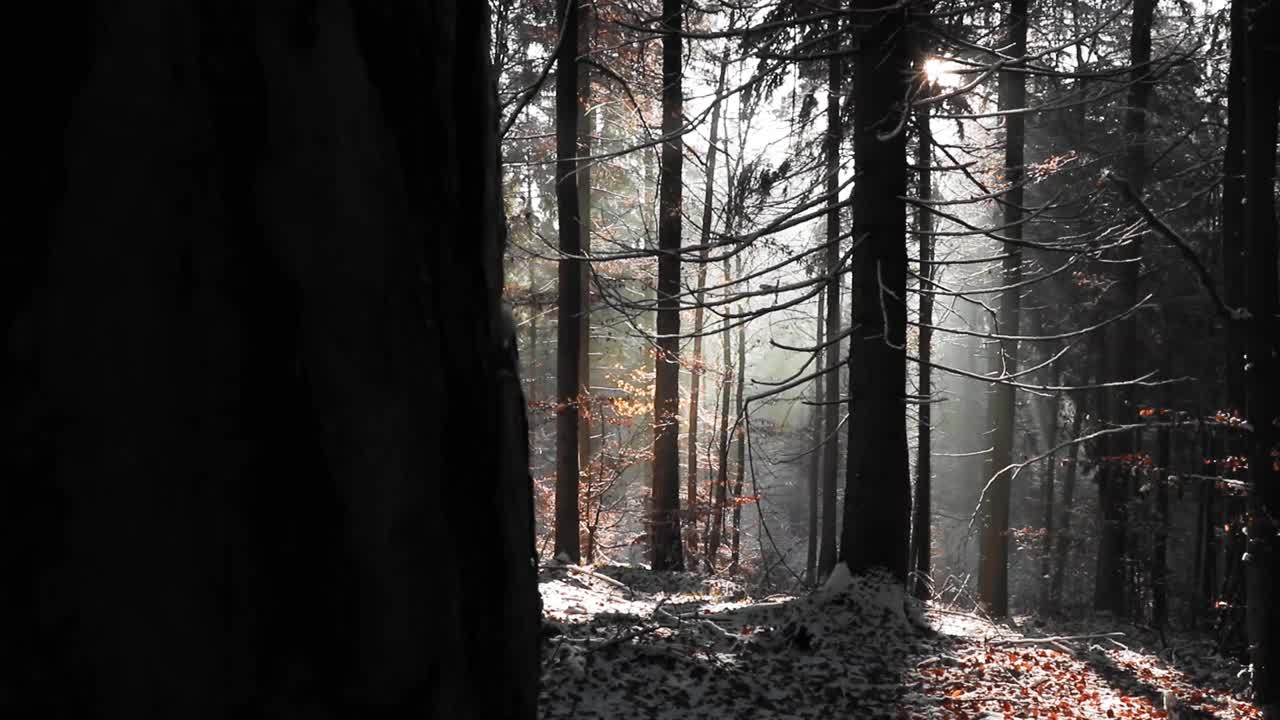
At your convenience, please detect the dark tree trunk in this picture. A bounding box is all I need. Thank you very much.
[1195,431,1217,629]
[1240,0,1280,708]
[3,3,539,716]
[1153,417,1171,629]
[818,10,845,582]
[977,0,1027,618]
[1221,0,1246,414]
[839,0,911,582]
[1095,0,1156,617]
[912,98,935,601]
[554,0,583,563]
[651,0,685,570]
[1208,431,1225,623]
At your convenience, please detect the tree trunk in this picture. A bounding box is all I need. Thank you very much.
[912,97,935,601]
[818,10,845,582]
[528,262,541,406]
[1193,479,1209,626]
[839,0,911,582]
[1208,431,1224,618]
[3,3,539,715]
[685,57,728,567]
[577,1,594,554]
[1241,0,1280,708]
[1050,394,1086,612]
[807,291,826,584]
[651,0,685,570]
[1153,416,1171,629]
[1095,0,1156,617]
[731,259,748,575]
[554,0,584,563]
[1038,365,1062,616]
[1221,0,1246,414]
[708,259,734,570]
[977,0,1027,618]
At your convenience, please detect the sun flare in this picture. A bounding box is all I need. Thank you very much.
[923,57,963,89]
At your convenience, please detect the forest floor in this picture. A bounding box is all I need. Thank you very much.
[538,563,1258,719]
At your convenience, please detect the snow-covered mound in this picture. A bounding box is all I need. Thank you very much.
[538,565,1258,719]
[539,563,931,718]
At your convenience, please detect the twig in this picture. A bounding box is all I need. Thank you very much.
[1105,172,1241,319]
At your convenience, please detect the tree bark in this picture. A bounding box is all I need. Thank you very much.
[839,0,911,582]
[651,0,685,570]
[3,2,539,715]
[977,0,1027,618]
[554,0,584,563]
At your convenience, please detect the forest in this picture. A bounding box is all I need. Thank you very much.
[499,0,1280,714]
[1,0,1275,717]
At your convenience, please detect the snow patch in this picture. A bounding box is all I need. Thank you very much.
[820,563,908,629]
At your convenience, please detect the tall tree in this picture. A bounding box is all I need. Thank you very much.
[685,54,729,566]
[807,291,826,584]
[1153,409,1171,628]
[978,0,1028,618]
[1221,0,1246,414]
[912,68,936,601]
[3,2,538,715]
[651,0,686,570]
[707,257,735,569]
[1038,364,1063,615]
[840,0,911,581]
[1240,0,1280,708]
[555,0,584,563]
[731,261,748,574]
[818,6,845,581]
[577,0,595,541]
[1094,0,1156,616]
[1050,394,1087,612]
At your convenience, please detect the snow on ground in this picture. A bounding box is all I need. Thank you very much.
[538,564,1258,719]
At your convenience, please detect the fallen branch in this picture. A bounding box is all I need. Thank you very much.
[658,607,740,643]
[991,631,1125,646]
[563,564,636,598]
[685,600,791,620]
[585,624,664,654]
